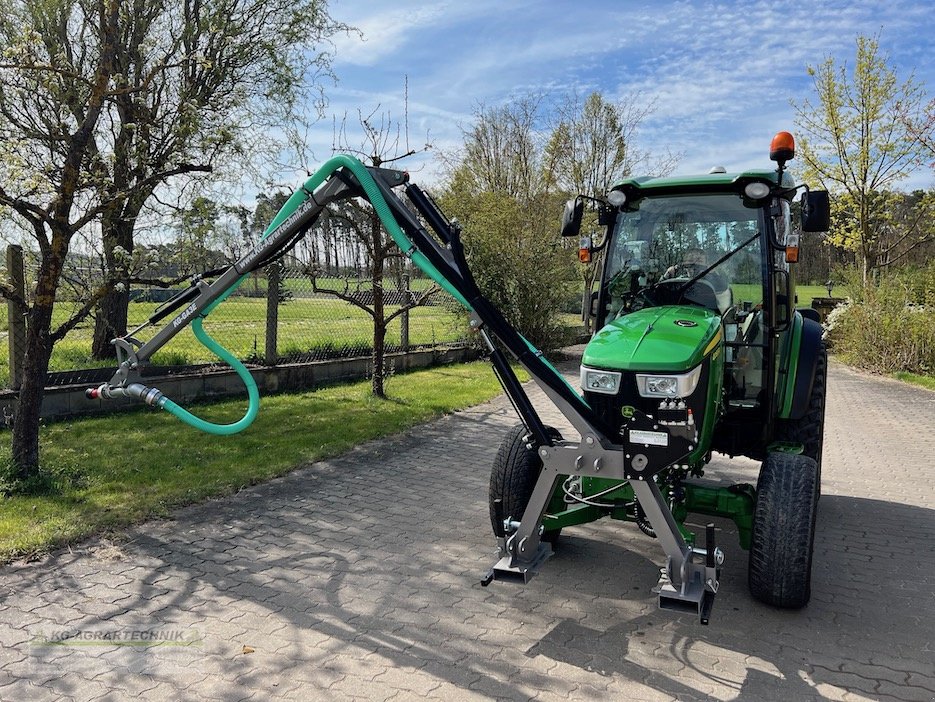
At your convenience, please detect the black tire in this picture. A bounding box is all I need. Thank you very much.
[778,345,827,495]
[488,424,562,545]
[748,451,819,608]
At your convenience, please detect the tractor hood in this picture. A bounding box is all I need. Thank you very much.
[583,306,722,372]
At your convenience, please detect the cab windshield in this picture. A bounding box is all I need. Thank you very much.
[602,193,765,321]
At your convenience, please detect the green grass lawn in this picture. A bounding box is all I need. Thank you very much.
[892,372,935,391]
[0,361,518,562]
[796,284,828,308]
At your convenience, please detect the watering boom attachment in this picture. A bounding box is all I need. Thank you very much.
[89,142,832,624]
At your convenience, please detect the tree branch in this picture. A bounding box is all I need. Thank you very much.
[50,281,114,343]
[383,284,441,325]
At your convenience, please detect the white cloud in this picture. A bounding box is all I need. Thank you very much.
[304,0,935,189]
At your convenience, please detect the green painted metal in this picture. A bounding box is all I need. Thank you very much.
[611,168,795,192]
[776,311,804,419]
[542,503,603,531]
[680,483,756,550]
[767,441,804,454]
[545,475,754,549]
[686,342,725,465]
[582,305,721,372]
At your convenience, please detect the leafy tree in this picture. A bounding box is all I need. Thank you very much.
[544,91,674,197]
[902,97,935,168]
[88,0,349,358]
[792,34,928,281]
[828,189,935,271]
[441,99,576,350]
[544,92,676,331]
[0,0,345,481]
[440,185,572,350]
[0,0,120,478]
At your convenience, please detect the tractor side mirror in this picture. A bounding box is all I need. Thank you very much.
[801,190,830,232]
[561,198,584,237]
[589,290,600,318]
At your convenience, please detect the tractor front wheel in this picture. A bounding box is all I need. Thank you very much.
[748,451,819,608]
[488,424,562,545]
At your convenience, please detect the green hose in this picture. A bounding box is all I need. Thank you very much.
[161,154,473,435]
[162,317,260,434]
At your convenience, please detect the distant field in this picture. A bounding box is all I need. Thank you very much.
[0,295,470,386]
[796,284,827,308]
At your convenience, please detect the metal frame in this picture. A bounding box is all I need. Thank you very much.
[93,161,724,622]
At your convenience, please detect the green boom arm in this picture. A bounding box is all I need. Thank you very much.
[89,154,724,624]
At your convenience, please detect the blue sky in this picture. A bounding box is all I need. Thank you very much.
[299,0,934,191]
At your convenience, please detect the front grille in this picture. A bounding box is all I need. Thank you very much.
[584,361,712,442]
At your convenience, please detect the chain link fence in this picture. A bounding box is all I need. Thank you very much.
[1,245,473,390]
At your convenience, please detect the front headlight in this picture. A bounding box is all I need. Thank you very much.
[635,364,703,398]
[580,366,622,395]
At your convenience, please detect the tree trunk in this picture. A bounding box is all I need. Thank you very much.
[91,286,130,359]
[370,211,387,398]
[11,249,65,478]
[91,215,134,359]
[371,315,386,399]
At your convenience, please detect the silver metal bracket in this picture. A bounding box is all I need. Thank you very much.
[483,430,723,623]
[657,525,722,624]
[486,536,553,585]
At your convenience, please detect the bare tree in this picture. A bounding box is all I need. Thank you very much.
[310,104,436,398]
[0,0,346,480]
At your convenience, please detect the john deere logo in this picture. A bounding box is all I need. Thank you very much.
[674,319,697,327]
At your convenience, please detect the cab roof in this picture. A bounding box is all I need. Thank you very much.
[611,168,795,194]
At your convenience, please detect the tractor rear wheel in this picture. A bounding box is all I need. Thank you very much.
[488,424,562,545]
[748,451,818,609]
[778,345,827,495]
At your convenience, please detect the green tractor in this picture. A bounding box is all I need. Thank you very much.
[488,131,830,619]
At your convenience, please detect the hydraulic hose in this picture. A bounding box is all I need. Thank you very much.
[160,318,260,435]
[300,156,472,310]
[159,155,474,434]
[97,154,473,434]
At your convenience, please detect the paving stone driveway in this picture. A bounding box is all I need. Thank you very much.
[0,359,933,701]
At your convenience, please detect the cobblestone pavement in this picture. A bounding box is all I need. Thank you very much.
[0,359,933,701]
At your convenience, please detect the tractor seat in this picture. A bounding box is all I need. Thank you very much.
[681,279,731,314]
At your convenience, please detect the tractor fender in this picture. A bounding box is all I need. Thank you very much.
[797,307,821,324]
[784,314,824,421]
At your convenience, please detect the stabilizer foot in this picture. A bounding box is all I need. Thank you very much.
[487,542,553,585]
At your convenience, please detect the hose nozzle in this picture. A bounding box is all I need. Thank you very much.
[85,383,166,408]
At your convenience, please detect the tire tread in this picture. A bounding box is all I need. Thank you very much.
[748,451,818,608]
